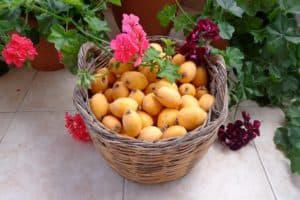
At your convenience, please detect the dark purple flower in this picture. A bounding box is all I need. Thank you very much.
[217,111,261,150]
[196,19,220,41]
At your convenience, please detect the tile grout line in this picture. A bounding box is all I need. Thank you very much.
[0,71,38,143]
[253,141,279,200]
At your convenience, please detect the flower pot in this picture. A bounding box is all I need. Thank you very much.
[31,37,64,71]
[28,16,64,71]
[211,38,229,50]
[111,0,176,35]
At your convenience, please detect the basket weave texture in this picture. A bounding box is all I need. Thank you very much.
[73,36,228,184]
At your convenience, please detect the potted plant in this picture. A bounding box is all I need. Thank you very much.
[158,0,300,173]
[0,0,120,73]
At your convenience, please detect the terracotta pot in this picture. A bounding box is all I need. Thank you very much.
[211,38,229,50]
[31,37,64,71]
[112,0,176,35]
[28,16,64,71]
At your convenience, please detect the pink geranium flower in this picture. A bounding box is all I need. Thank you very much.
[2,33,37,68]
[110,33,139,63]
[110,14,149,66]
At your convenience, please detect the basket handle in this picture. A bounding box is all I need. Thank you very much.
[77,42,102,70]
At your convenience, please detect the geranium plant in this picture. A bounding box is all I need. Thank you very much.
[0,0,121,73]
[158,0,300,173]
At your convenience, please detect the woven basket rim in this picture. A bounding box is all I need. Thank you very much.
[73,36,228,148]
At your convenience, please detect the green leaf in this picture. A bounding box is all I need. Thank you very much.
[274,127,290,152]
[218,21,235,39]
[236,0,261,16]
[250,29,266,43]
[161,38,175,56]
[278,0,300,14]
[216,0,244,17]
[173,14,193,32]
[285,36,300,44]
[108,0,121,6]
[157,4,177,27]
[157,60,180,83]
[290,154,300,173]
[266,14,300,45]
[286,102,300,126]
[222,47,244,71]
[282,75,299,92]
[77,69,95,88]
[36,13,58,36]
[84,15,110,32]
[48,24,85,73]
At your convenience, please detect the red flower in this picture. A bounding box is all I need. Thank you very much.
[65,112,91,142]
[1,33,37,68]
[218,111,261,150]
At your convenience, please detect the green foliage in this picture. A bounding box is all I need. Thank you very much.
[157,5,177,27]
[158,0,300,172]
[274,100,300,173]
[218,21,235,40]
[0,0,112,73]
[77,69,95,89]
[143,47,180,83]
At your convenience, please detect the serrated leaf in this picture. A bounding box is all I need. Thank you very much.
[236,0,261,16]
[161,38,175,56]
[278,0,300,14]
[250,29,266,43]
[157,61,180,83]
[84,15,110,32]
[216,0,244,17]
[218,21,235,39]
[157,5,177,27]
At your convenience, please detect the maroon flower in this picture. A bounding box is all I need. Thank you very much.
[179,18,219,65]
[196,19,220,41]
[65,112,91,142]
[218,111,261,150]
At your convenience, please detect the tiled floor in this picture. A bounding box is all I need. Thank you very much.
[0,67,299,200]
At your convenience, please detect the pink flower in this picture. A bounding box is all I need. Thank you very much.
[1,33,37,68]
[110,33,139,63]
[122,14,140,33]
[110,14,149,66]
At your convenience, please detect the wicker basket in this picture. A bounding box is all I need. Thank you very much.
[73,36,228,184]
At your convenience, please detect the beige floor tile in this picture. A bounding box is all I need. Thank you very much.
[0,112,123,200]
[20,69,77,111]
[0,113,14,140]
[241,106,300,200]
[0,67,36,112]
[125,142,274,200]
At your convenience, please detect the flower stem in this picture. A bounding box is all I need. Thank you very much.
[175,0,196,25]
[70,20,110,45]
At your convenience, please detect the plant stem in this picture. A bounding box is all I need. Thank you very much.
[175,0,196,25]
[70,20,110,45]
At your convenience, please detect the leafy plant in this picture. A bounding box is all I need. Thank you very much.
[274,100,300,173]
[158,0,300,173]
[0,0,120,73]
